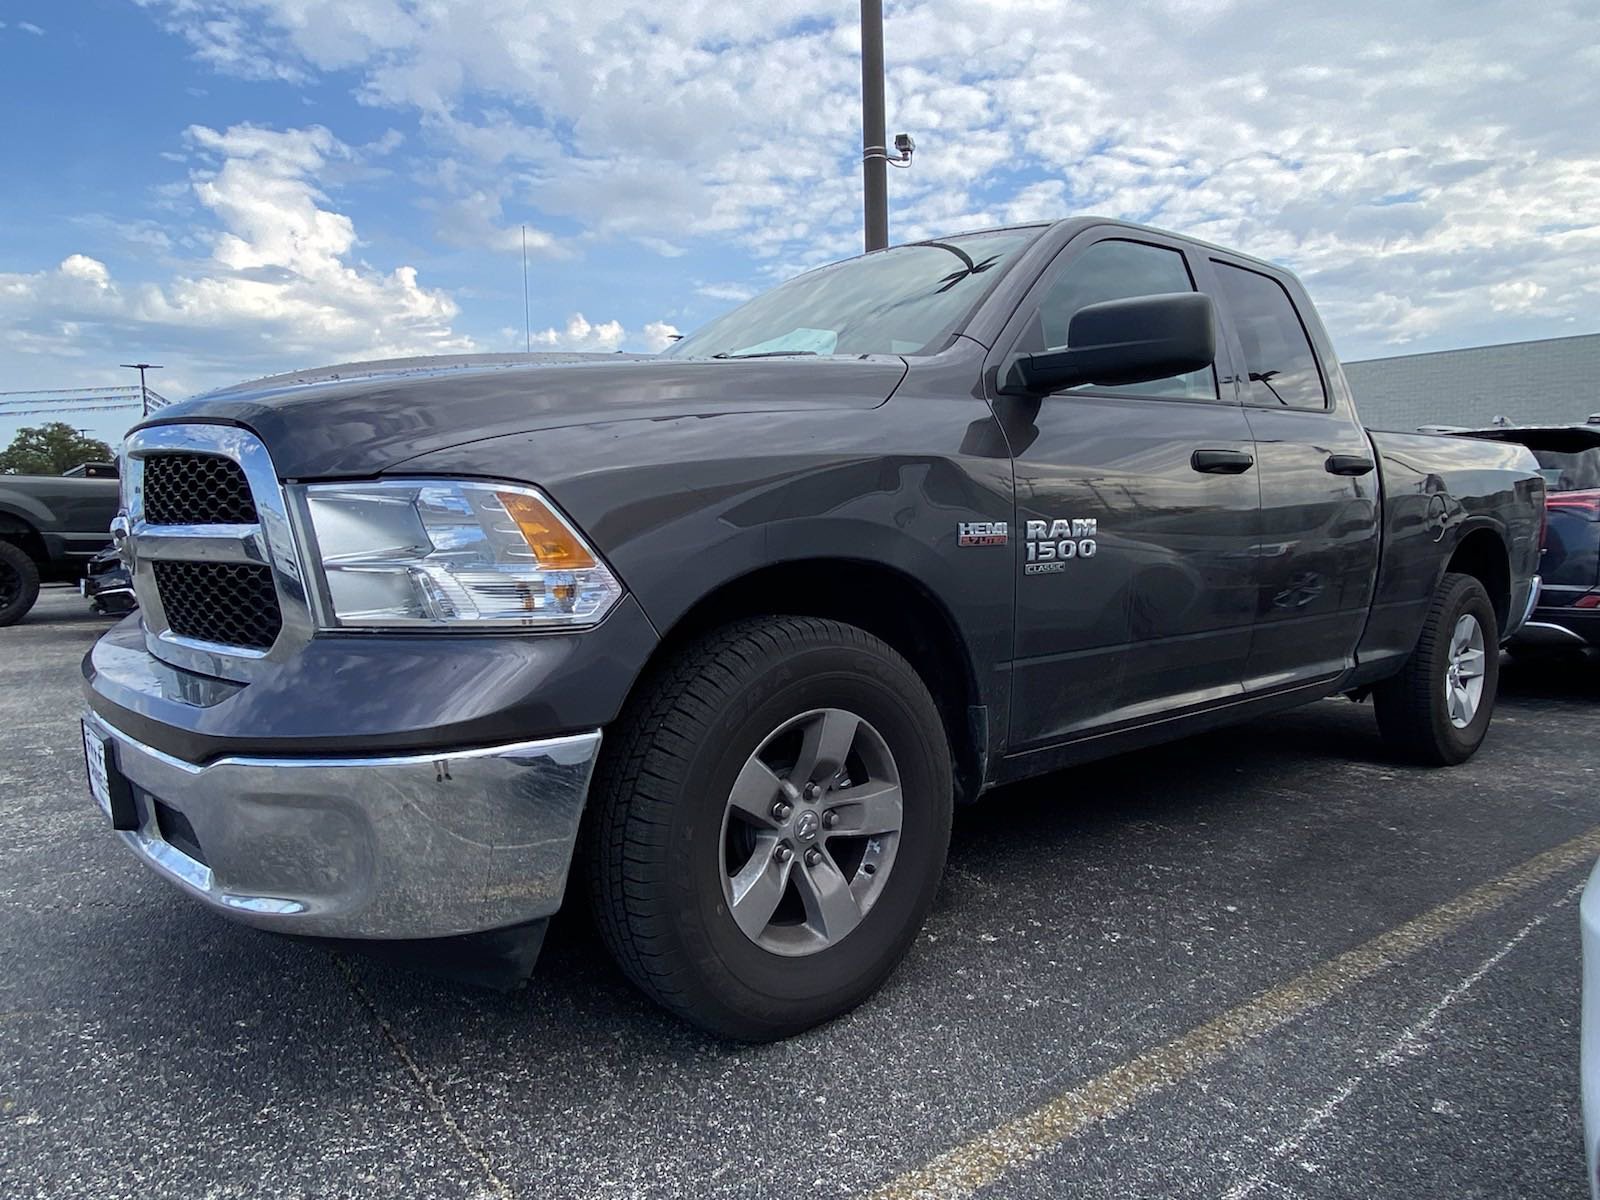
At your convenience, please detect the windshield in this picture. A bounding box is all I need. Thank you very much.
[665,227,1042,359]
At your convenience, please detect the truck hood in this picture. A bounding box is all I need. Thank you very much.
[138,352,909,478]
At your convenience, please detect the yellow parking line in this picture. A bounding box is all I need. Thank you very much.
[867,826,1600,1200]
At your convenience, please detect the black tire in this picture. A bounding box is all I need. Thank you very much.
[0,541,41,627]
[1373,572,1499,765]
[585,616,953,1041]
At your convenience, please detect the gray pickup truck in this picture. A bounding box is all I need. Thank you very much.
[0,468,120,625]
[81,217,1543,1040]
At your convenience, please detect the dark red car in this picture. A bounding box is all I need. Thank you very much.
[1450,421,1600,652]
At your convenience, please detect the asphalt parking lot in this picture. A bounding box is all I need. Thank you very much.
[3,588,1596,1199]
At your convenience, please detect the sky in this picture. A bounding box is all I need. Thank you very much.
[1,0,1597,450]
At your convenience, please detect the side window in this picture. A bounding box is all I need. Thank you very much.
[1213,262,1327,410]
[1017,239,1217,400]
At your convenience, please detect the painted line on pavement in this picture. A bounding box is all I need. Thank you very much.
[866,825,1600,1200]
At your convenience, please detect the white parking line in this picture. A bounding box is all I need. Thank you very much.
[1219,879,1582,1200]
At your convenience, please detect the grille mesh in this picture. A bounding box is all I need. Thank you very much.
[153,560,282,650]
[144,453,257,526]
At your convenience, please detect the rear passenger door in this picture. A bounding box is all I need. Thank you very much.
[1209,258,1380,691]
[988,231,1261,752]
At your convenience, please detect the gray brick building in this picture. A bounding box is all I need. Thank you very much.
[1342,332,1600,431]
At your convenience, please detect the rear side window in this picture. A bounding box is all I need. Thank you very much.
[1213,262,1327,410]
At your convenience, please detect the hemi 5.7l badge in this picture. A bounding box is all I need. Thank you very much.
[957,521,1009,547]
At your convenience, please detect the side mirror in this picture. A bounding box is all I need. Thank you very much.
[1005,292,1216,394]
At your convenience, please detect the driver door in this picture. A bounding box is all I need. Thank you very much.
[987,231,1261,753]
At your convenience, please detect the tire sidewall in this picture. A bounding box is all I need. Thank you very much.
[1430,580,1499,762]
[661,639,951,1032]
[0,542,40,627]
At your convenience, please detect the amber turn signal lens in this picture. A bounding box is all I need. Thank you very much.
[497,490,597,568]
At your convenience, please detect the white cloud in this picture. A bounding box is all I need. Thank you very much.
[0,123,471,393]
[18,21,44,36]
[427,187,562,256]
[140,0,1600,357]
[695,282,756,303]
[530,312,625,352]
[519,315,678,353]
[641,321,681,352]
[69,214,176,253]
[1488,280,1547,313]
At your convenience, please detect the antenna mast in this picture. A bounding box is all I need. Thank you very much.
[521,225,531,354]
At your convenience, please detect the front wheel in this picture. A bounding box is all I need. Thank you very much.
[1373,572,1499,765]
[585,616,953,1041]
[0,541,41,627]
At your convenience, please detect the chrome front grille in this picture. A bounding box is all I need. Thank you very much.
[152,560,283,650]
[143,453,258,525]
[123,424,312,681]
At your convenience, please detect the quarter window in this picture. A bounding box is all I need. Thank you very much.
[1213,263,1327,410]
[1017,239,1217,400]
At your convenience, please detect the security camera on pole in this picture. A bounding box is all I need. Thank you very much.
[859,0,914,253]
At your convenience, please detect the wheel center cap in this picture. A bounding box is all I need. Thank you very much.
[794,810,820,842]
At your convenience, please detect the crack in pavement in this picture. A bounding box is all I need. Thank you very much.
[334,954,513,1200]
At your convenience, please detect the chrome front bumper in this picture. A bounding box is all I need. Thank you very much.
[84,712,601,940]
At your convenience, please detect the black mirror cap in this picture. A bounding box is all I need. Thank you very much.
[1010,292,1216,394]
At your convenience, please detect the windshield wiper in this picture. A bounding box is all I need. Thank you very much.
[710,350,820,359]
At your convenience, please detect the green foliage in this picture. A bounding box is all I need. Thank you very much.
[0,422,116,476]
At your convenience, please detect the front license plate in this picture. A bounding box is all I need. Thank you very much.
[83,722,113,820]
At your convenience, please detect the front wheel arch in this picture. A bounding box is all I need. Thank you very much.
[633,556,989,803]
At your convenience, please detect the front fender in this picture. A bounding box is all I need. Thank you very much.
[397,398,1017,725]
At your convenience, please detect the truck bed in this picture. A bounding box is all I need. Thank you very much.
[1350,429,1544,684]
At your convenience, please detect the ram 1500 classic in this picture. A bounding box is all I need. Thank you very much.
[81,218,1543,1040]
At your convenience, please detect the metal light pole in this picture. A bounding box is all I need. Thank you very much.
[120,362,163,418]
[860,0,888,252]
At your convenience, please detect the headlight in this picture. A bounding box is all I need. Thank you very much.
[294,479,623,630]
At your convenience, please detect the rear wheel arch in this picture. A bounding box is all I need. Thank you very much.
[1442,524,1511,635]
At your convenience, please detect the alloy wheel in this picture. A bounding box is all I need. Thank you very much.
[1444,612,1487,728]
[719,707,903,956]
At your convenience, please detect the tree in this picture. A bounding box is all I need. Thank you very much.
[0,422,115,475]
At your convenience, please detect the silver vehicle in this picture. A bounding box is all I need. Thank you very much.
[1583,858,1600,1197]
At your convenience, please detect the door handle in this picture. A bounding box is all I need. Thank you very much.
[1191,449,1254,475]
[1325,454,1375,476]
